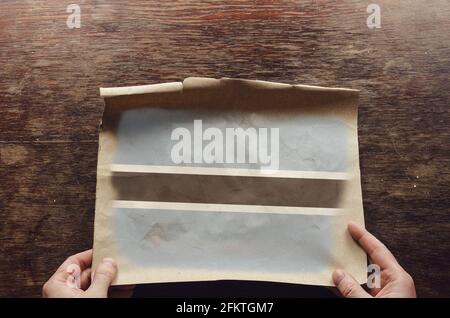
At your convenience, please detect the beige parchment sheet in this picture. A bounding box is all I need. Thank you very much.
[92,77,367,286]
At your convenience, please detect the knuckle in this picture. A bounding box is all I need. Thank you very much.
[389,266,405,278]
[403,272,415,287]
[65,256,76,265]
[389,266,415,287]
[340,281,356,297]
[42,281,51,295]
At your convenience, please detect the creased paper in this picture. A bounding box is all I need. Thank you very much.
[93,77,366,286]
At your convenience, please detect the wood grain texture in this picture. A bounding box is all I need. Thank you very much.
[0,0,449,297]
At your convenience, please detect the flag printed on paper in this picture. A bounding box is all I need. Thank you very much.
[93,77,366,286]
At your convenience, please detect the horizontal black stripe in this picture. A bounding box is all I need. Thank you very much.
[111,172,346,208]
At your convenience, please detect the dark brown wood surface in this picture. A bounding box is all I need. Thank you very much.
[0,0,449,297]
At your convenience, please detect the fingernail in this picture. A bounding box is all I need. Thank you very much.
[333,269,345,284]
[102,257,116,267]
[348,222,358,229]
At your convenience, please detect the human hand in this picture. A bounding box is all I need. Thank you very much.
[332,223,416,298]
[42,249,134,298]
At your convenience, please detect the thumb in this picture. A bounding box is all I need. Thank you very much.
[87,258,117,297]
[332,269,371,298]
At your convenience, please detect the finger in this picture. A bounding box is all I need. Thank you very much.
[348,223,399,269]
[58,249,93,272]
[52,249,93,284]
[87,258,117,297]
[333,269,371,298]
[80,268,92,290]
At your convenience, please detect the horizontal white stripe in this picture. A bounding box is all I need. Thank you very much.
[100,82,182,97]
[112,200,341,216]
[110,164,348,180]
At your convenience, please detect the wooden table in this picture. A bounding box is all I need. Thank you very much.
[1,1,449,297]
